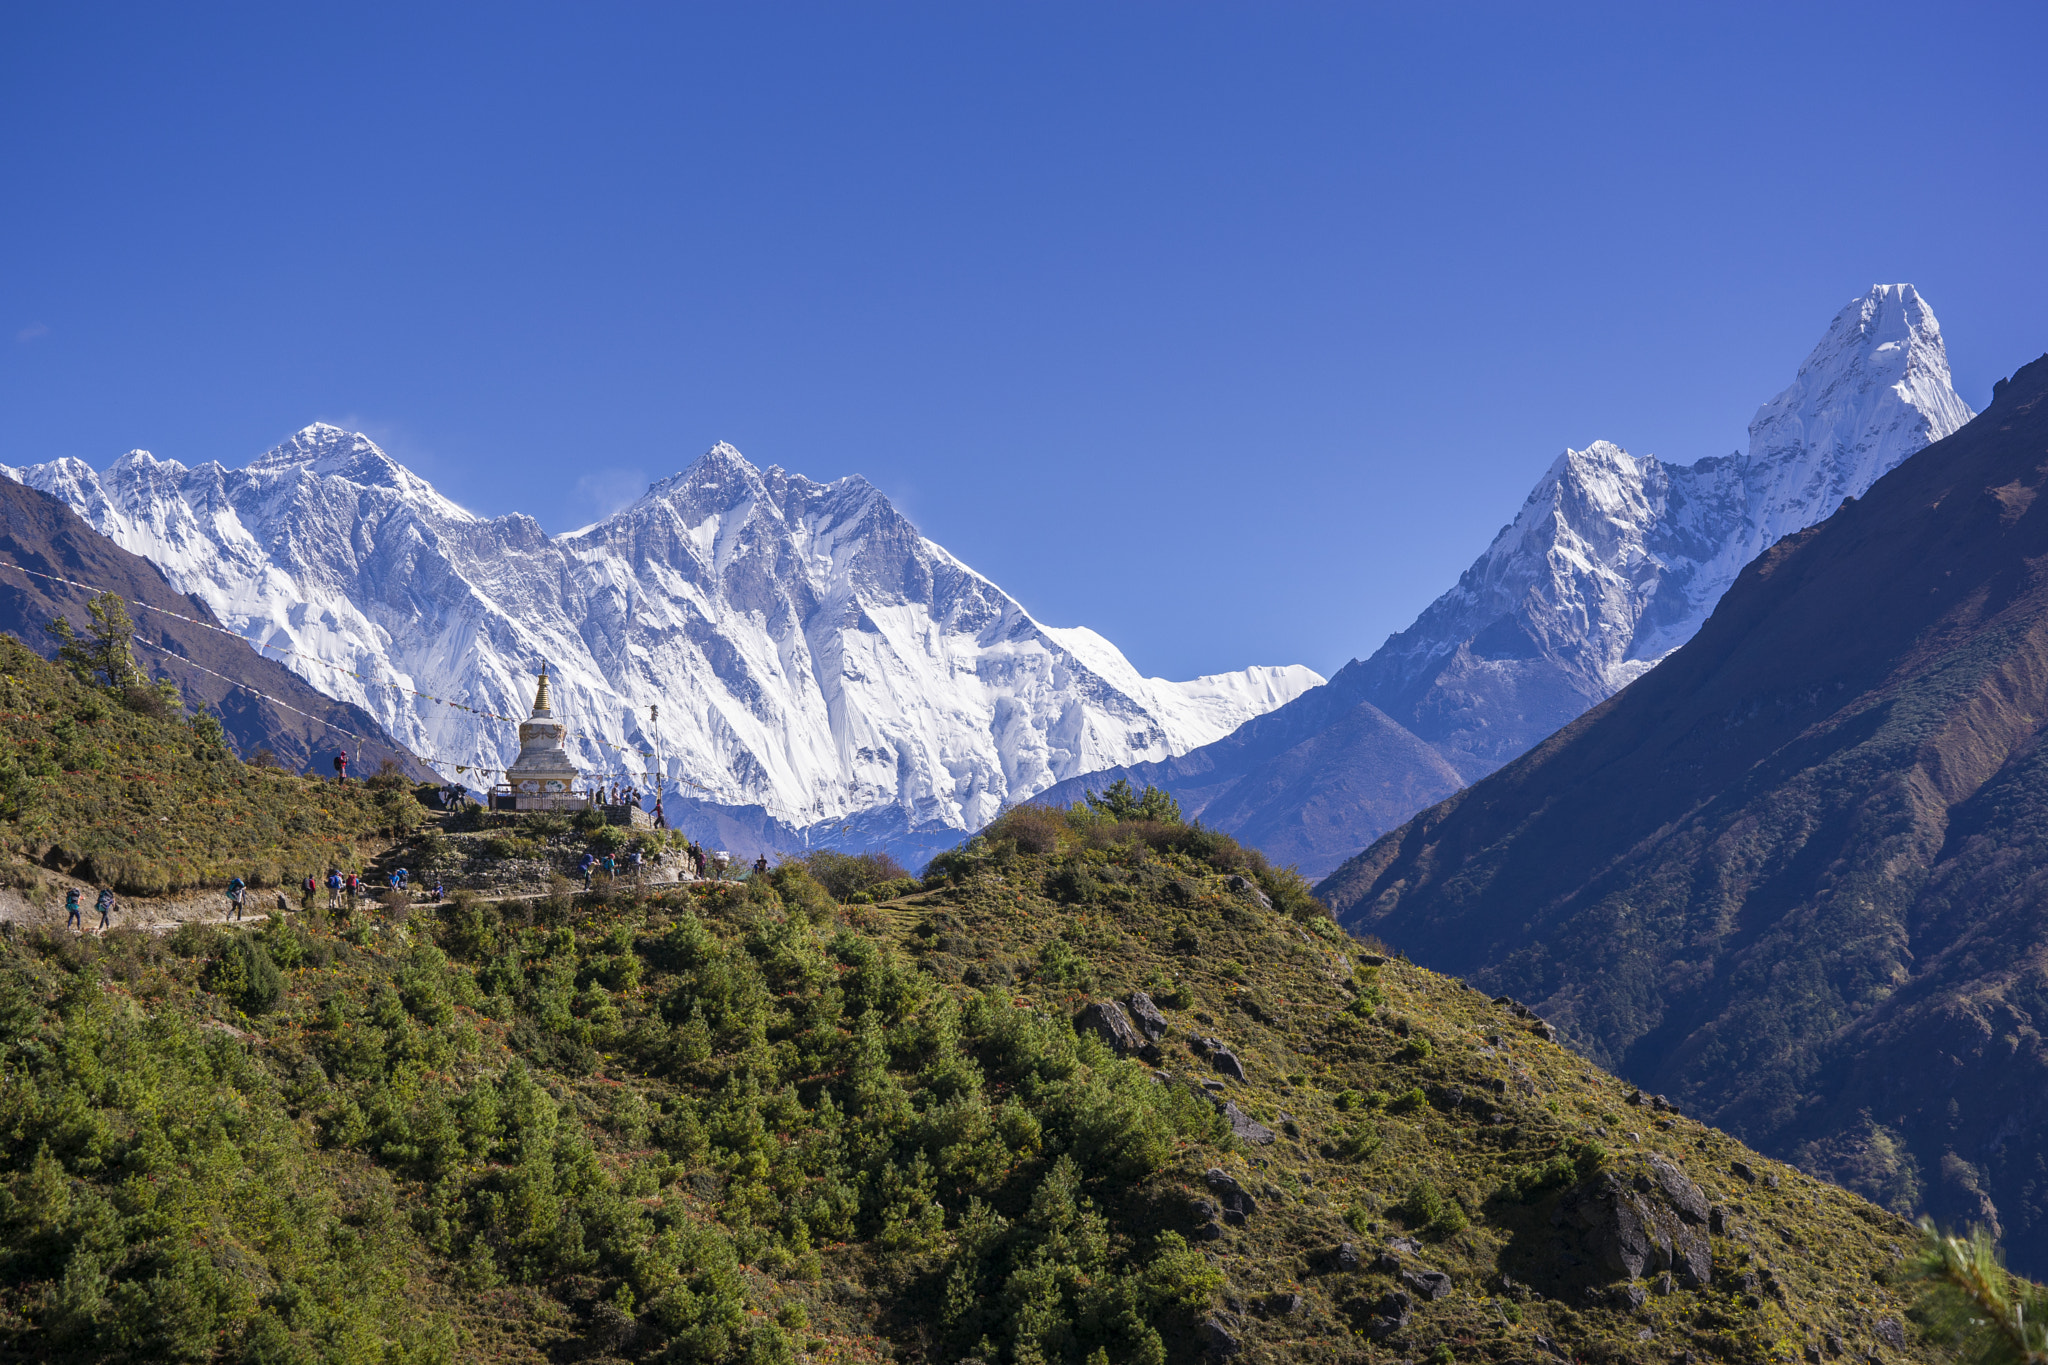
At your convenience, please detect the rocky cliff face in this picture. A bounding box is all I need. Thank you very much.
[1318,353,2048,1274]
[1,431,1318,852]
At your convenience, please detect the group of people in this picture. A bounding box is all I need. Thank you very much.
[63,885,116,932]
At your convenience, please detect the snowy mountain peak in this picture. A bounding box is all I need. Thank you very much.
[244,423,477,524]
[3,428,1321,848]
[1356,284,1976,780]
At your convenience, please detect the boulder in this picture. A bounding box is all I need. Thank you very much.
[1206,1168,1259,1225]
[1075,1001,1147,1056]
[1220,1101,1276,1145]
[1553,1165,1712,1289]
[1643,1155,1709,1224]
[1193,1035,1249,1081]
[1203,1318,1241,1357]
[1268,1292,1305,1317]
[1365,1289,1412,1341]
[1335,1242,1362,1271]
[1400,1268,1453,1301]
[1125,990,1171,1041]
[1874,1320,1905,1351]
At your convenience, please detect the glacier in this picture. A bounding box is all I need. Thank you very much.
[0,432,1321,846]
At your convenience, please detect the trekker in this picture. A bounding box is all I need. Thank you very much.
[601,853,617,884]
[394,866,409,889]
[690,843,706,878]
[430,882,444,902]
[630,849,644,881]
[95,887,114,932]
[333,750,349,783]
[753,854,769,876]
[653,798,666,830]
[326,869,342,908]
[345,872,359,909]
[227,875,246,921]
[579,852,595,889]
[65,886,81,931]
[302,873,317,912]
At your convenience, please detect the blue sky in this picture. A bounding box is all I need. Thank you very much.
[3,3,2044,681]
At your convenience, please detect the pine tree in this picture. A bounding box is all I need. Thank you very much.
[1909,1220,2048,1365]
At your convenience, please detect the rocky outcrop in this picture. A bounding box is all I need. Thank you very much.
[1552,1163,1712,1289]
[1205,1168,1259,1226]
[1125,990,1170,1041]
[1075,1000,1147,1056]
[1193,1035,1248,1082]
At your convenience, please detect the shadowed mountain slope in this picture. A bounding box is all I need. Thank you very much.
[0,478,428,779]
[1317,354,2048,1270]
[1028,674,1466,875]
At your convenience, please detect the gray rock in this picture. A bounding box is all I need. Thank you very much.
[1709,1205,1730,1235]
[1400,1268,1452,1301]
[1192,1035,1249,1081]
[1731,1161,1758,1184]
[1365,1290,1412,1341]
[1203,1317,1241,1356]
[1385,1235,1423,1257]
[1075,1000,1146,1056]
[1336,1242,1362,1271]
[1643,1155,1710,1224]
[1125,990,1170,1041]
[1532,1020,1559,1043]
[1874,1319,1905,1350]
[1221,1101,1275,1145]
[1268,1292,1305,1317]
[1554,1167,1713,1289]
[1206,1168,1259,1225]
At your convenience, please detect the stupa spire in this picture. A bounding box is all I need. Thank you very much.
[532,668,552,716]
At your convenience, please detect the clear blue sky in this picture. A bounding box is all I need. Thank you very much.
[3,3,2043,681]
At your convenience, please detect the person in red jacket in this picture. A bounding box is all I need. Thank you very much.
[333,750,349,783]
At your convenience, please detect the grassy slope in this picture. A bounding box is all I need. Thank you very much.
[0,637,403,898]
[0,785,1946,1365]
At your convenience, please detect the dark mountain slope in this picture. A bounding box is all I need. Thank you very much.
[1316,354,2048,1269]
[0,478,429,779]
[1030,672,1465,877]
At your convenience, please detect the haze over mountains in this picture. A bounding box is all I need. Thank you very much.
[1319,351,2048,1273]
[1037,285,1975,875]
[0,432,1318,857]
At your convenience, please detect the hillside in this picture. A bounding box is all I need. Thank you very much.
[0,477,427,779]
[0,777,1948,1364]
[0,637,408,899]
[1319,354,2048,1270]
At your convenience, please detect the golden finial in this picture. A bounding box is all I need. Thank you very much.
[533,669,552,714]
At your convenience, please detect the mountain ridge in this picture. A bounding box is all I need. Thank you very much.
[1034,285,1974,877]
[1,430,1318,860]
[1315,349,2048,1272]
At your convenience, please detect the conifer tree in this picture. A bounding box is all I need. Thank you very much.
[1909,1221,2048,1365]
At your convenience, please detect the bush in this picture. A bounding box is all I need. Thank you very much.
[587,824,630,855]
[799,849,910,902]
[1400,1179,1468,1238]
[205,934,284,1014]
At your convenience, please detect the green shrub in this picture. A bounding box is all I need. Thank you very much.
[587,824,630,855]
[1400,1179,1468,1238]
[205,934,283,1014]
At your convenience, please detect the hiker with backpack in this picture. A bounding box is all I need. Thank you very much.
[227,875,246,921]
[65,887,81,931]
[579,851,595,889]
[302,873,317,913]
[95,887,114,932]
[333,750,349,783]
[326,868,342,909]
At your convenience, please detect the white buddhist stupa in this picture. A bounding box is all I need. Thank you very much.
[493,670,589,812]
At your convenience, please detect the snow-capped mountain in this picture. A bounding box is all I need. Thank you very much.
[1,432,1321,842]
[1354,283,1974,779]
[1031,284,1976,876]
